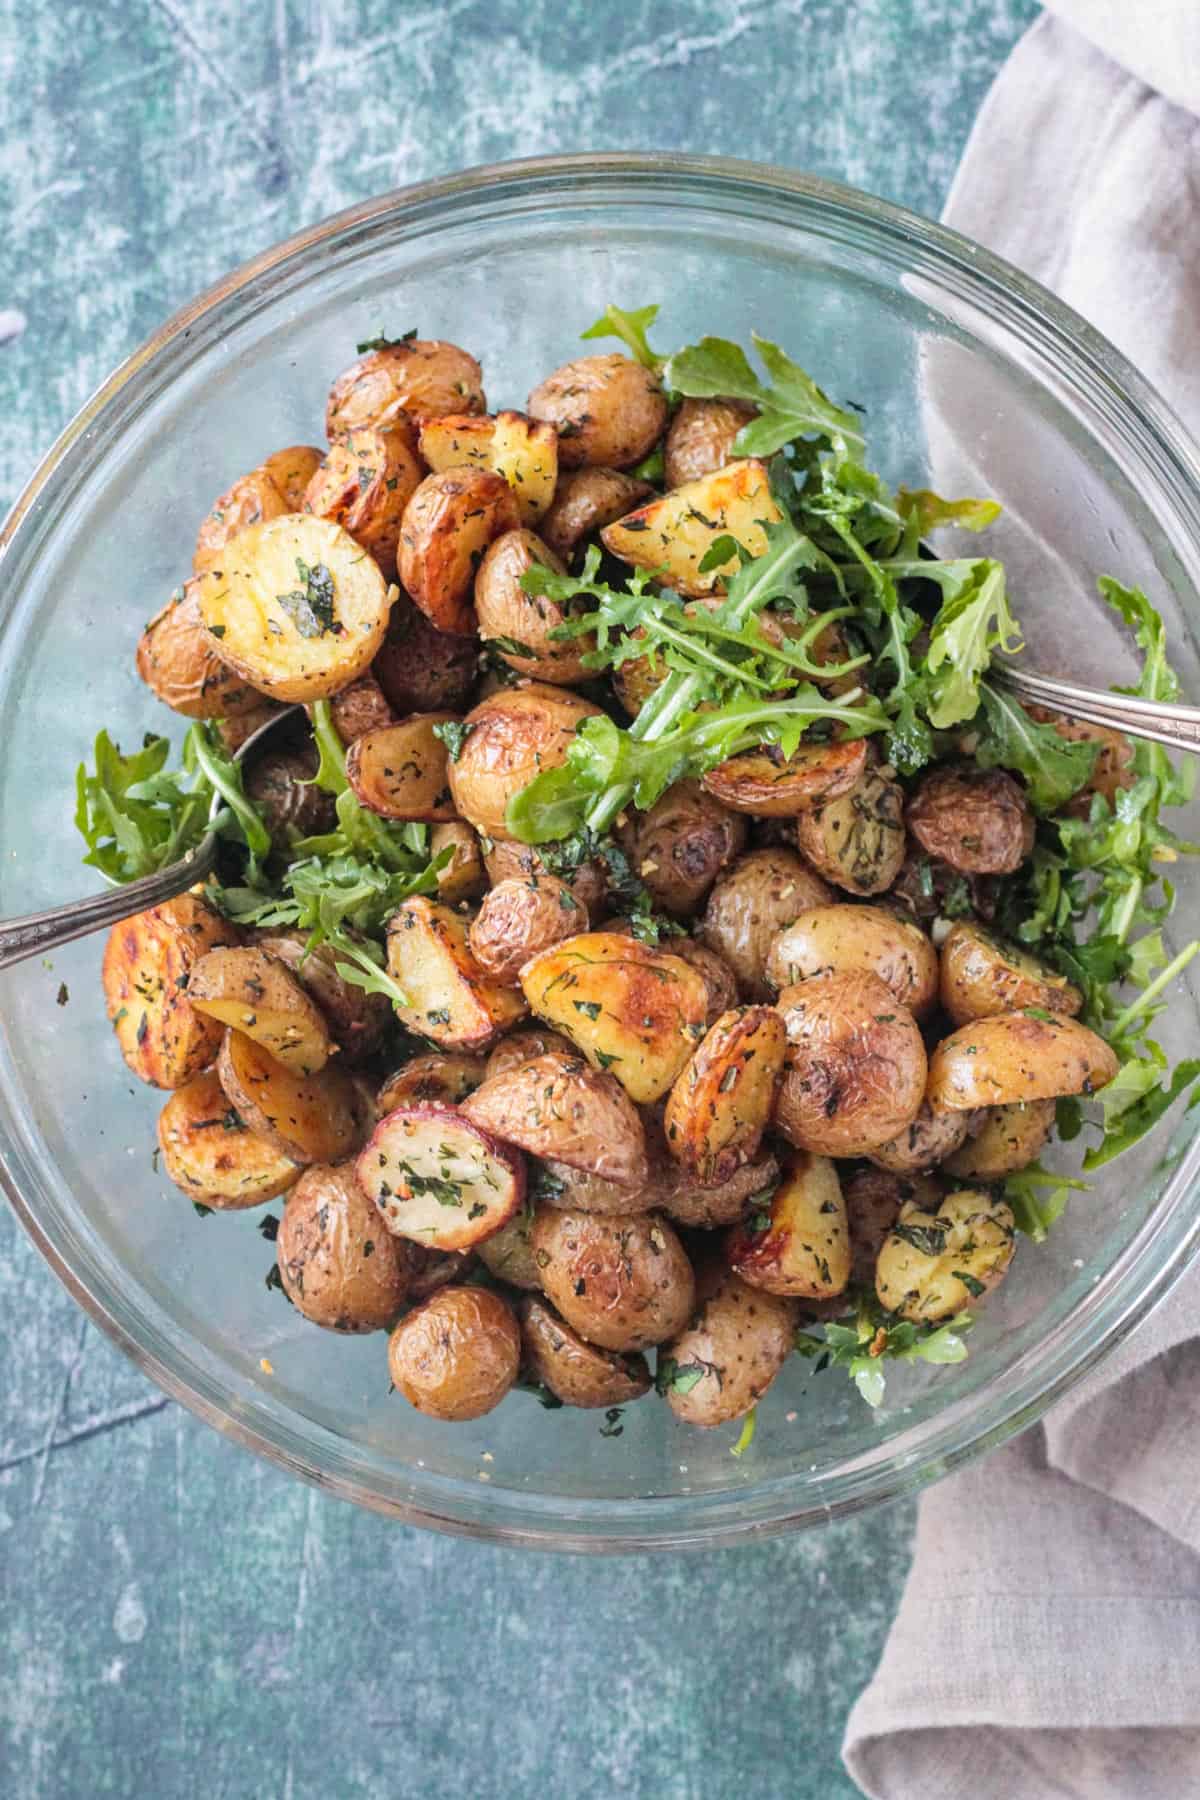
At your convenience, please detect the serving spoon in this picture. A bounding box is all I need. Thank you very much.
[990,663,1200,753]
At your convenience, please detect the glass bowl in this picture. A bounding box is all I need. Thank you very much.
[3,153,1200,1551]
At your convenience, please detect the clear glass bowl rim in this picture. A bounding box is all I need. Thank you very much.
[4,150,1200,1552]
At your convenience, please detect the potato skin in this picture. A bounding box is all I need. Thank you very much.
[327,672,396,745]
[533,1159,656,1218]
[187,945,336,1075]
[483,1027,575,1082]
[137,577,266,719]
[430,821,488,905]
[907,764,1034,876]
[867,1101,974,1175]
[943,1098,1057,1179]
[475,1207,542,1291]
[663,397,756,488]
[528,354,667,470]
[462,1049,648,1191]
[103,894,241,1089]
[449,685,604,841]
[876,1187,1015,1323]
[376,1053,488,1113]
[418,411,559,527]
[657,1150,781,1230]
[702,739,869,818]
[765,904,938,1017]
[192,445,323,572]
[660,1266,796,1428]
[474,529,592,684]
[926,1012,1118,1110]
[664,938,740,1027]
[802,1168,942,1320]
[520,1297,651,1408]
[663,1006,786,1185]
[216,1029,371,1165]
[727,1150,850,1300]
[372,595,478,715]
[387,1286,520,1421]
[698,848,832,1000]
[483,837,608,920]
[530,1208,695,1352]
[344,713,457,821]
[468,875,583,986]
[398,467,521,636]
[302,425,424,579]
[157,1069,300,1208]
[794,766,907,897]
[244,744,336,843]
[775,972,927,1156]
[326,339,485,440]
[253,930,389,1066]
[276,1162,409,1331]
[617,781,747,919]
[538,467,653,564]
[939,922,1082,1027]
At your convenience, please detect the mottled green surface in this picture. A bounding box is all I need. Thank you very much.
[0,3,1039,1795]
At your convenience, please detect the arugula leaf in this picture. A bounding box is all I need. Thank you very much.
[1004,1163,1091,1242]
[973,682,1099,814]
[580,302,664,372]
[795,1293,972,1410]
[896,488,1002,536]
[923,561,1021,728]
[1083,1058,1200,1170]
[665,332,865,463]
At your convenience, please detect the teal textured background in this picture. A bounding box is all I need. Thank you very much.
[0,4,1039,1795]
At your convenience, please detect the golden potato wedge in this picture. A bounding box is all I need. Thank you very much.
[462,1049,649,1191]
[765,904,938,1017]
[867,1101,974,1175]
[216,1029,371,1165]
[357,1103,524,1252]
[385,897,527,1050]
[372,594,478,715]
[136,577,267,719]
[448,685,604,842]
[698,848,833,1000]
[794,766,908,896]
[474,529,594,684]
[727,1149,850,1300]
[197,515,393,703]
[187,946,335,1075]
[520,932,709,1104]
[157,1069,301,1209]
[775,972,927,1156]
[529,1207,695,1352]
[276,1162,410,1331]
[601,459,782,597]
[528,354,667,470]
[663,1006,786,1185]
[520,1297,652,1408]
[397,467,520,636]
[659,1265,796,1428]
[538,466,654,564]
[254,930,389,1065]
[343,713,457,821]
[468,875,583,986]
[475,1206,543,1291]
[616,780,747,918]
[192,445,324,573]
[483,1027,576,1082]
[939,922,1083,1027]
[376,1053,488,1114]
[876,1187,1016,1323]
[943,1099,1057,1179]
[302,425,424,580]
[103,894,241,1089]
[388,1286,519,1421]
[702,739,869,818]
[430,820,488,905]
[418,411,559,526]
[663,398,757,488]
[926,1012,1118,1111]
[326,339,486,440]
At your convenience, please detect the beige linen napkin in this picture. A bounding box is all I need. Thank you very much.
[844,8,1200,1795]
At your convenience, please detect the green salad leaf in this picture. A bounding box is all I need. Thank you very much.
[795,1293,973,1410]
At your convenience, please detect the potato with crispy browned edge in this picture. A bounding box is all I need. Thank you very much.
[217,1029,372,1165]
[664,398,757,488]
[376,1053,488,1114]
[538,467,654,565]
[801,1168,943,1321]
[483,1027,575,1082]
[727,1150,850,1300]
[474,529,594,684]
[520,1297,652,1408]
[397,467,520,636]
[192,444,324,573]
[876,1187,1016,1322]
[794,765,907,896]
[358,1102,524,1251]
[698,848,832,1001]
[939,921,1083,1027]
[945,1099,1057,1179]
[385,896,527,1050]
[659,1264,796,1427]
[137,577,267,719]
[616,781,747,919]
[868,1101,974,1175]
[103,894,241,1089]
[528,353,667,470]
[462,1049,648,1192]
[302,424,424,579]
[157,1069,300,1208]
[344,713,458,821]
[926,1012,1118,1110]
[907,764,1034,876]
[326,339,485,441]
[603,460,782,597]
[775,972,927,1156]
[276,1162,409,1331]
[703,739,869,818]
[468,875,583,986]
[187,945,335,1075]
[475,1205,542,1291]
[418,411,559,526]
[388,1286,520,1421]
[765,904,938,1017]
[430,820,488,905]
[372,595,477,716]
[530,1208,695,1352]
[254,930,390,1065]
[448,684,604,842]
[483,836,608,920]
[663,1006,786,1185]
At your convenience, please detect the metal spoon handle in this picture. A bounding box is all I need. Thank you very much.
[0,838,216,973]
[991,664,1200,756]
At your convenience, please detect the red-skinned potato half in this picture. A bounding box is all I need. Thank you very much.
[356,1102,524,1252]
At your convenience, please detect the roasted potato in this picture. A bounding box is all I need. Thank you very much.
[385,896,527,1050]
[448,685,605,841]
[602,460,782,597]
[528,353,667,470]
[483,1027,575,1082]
[276,1162,409,1330]
[187,946,335,1075]
[775,972,927,1156]
[529,1208,695,1352]
[376,1053,488,1113]
[372,595,477,715]
[407,1245,477,1303]
[397,467,520,636]
[388,1286,520,1421]
[216,1028,371,1164]
[244,743,336,842]
[344,713,457,821]
[475,1205,542,1291]
[302,424,424,579]
[663,1006,786,1184]
[663,938,740,1027]
[357,1102,524,1251]
[801,1168,941,1320]
[215,700,288,755]
[867,1101,974,1175]
[254,930,390,1065]
[520,932,708,1104]
[531,1158,656,1218]
[1026,704,1133,811]
[192,445,324,573]
[698,848,832,1000]
[876,1187,1016,1323]
[326,339,485,440]
[794,765,907,896]
[103,894,241,1089]
[198,515,394,703]
[702,739,869,818]
[483,836,608,920]
[663,397,757,488]
[907,764,1034,876]
[657,1150,781,1230]
[616,781,747,919]
[157,1069,300,1208]
[136,577,266,719]
[462,1049,648,1191]
[468,875,583,986]
[538,467,654,564]
[939,921,1083,1027]
[765,904,938,1017]
[727,1150,850,1300]
[944,1098,1057,1179]
[659,1265,796,1428]
[926,1011,1118,1110]
[327,671,396,744]
[418,411,559,526]
[430,820,488,905]
[520,1297,652,1408]
[474,529,593,683]
[888,848,998,926]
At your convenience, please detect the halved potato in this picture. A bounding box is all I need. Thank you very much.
[188,946,335,1075]
[520,932,709,1104]
[867,1101,974,1175]
[943,1099,1057,1179]
[386,897,528,1050]
[538,467,654,564]
[601,460,781,597]
[664,398,757,488]
[252,930,389,1066]
[344,714,457,821]
[448,685,604,842]
[103,894,241,1089]
[197,515,393,702]
[193,445,324,573]
[794,766,908,896]
[376,1053,488,1114]
[474,530,593,684]
[520,1297,652,1408]
[726,1150,850,1300]
[876,1187,1016,1323]
[939,922,1083,1027]
[276,1162,410,1330]
[216,1029,370,1164]
[430,820,488,905]
[483,1027,576,1081]
[136,577,266,719]
[418,411,559,525]
[468,875,582,986]
[157,1069,300,1208]
[461,1049,648,1191]
[356,1102,524,1251]
[302,425,424,579]
[325,339,485,440]
[397,467,520,636]
[659,1264,796,1428]
[327,671,396,744]
[528,354,667,470]
[702,739,869,817]
[529,1207,695,1352]
[926,1012,1118,1110]
[663,1006,786,1184]
[774,972,927,1156]
[765,904,938,1017]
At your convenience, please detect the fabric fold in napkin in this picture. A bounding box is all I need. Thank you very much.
[844,7,1200,1796]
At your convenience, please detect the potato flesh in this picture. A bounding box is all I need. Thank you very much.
[103,895,240,1090]
[601,459,782,597]
[216,1029,368,1164]
[727,1150,850,1299]
[344,714,457,821]
[418,411,559,525]
[188,946,335,1074]
[157,1070,301,1208]
[926,1011,1119,1110]
[386,897,527,1050]
[663,1005,786,1184]
[376,1053,488,1113]
[876,1188,1016,1322]
[357,1103,524,1251]
[943,1099,1057,1178]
